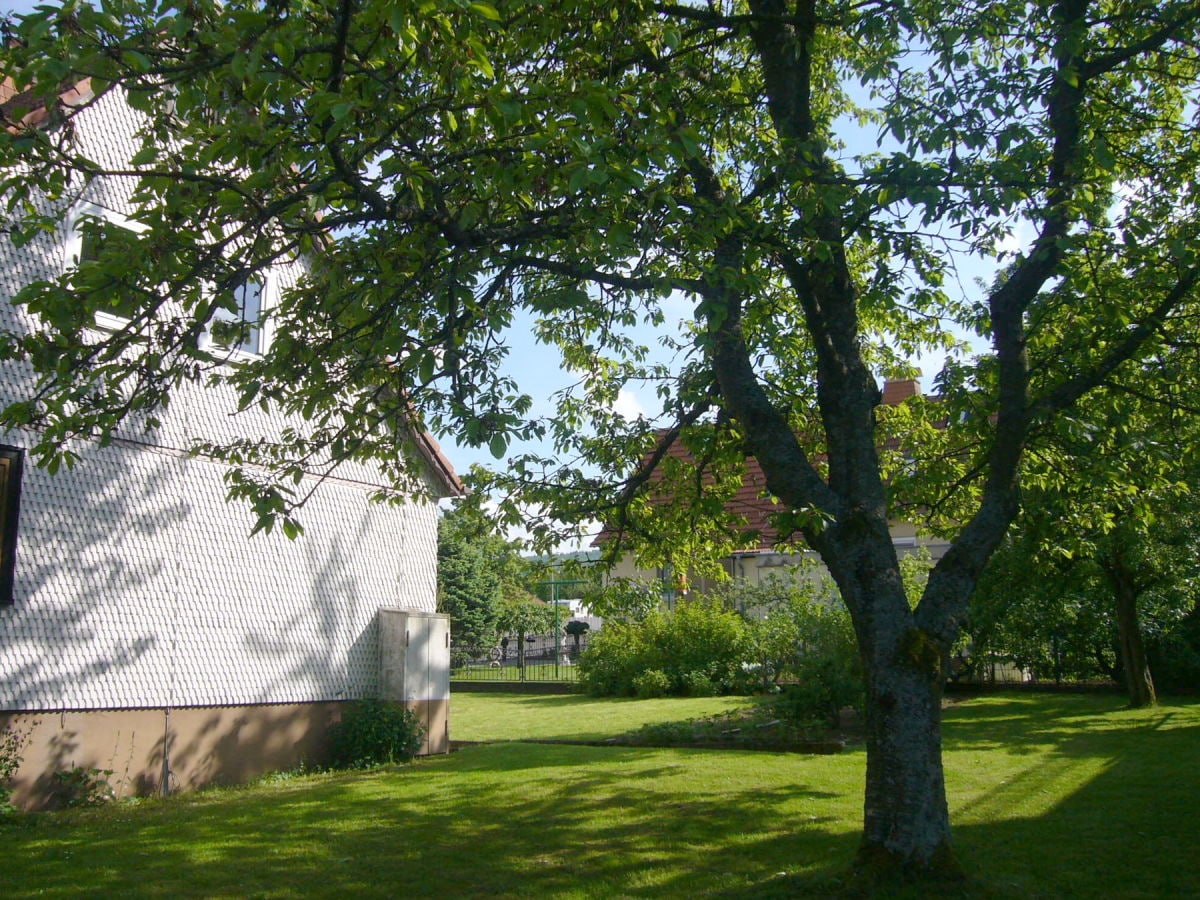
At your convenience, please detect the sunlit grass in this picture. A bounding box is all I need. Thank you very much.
[450,691,759,742]
[5,692,1199,898]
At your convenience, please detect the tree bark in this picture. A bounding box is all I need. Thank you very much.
[1105,547,1156,707]
[828,550,961,877]
[858,651,955,874]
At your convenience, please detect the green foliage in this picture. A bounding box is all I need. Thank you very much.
[970,414,1200,691]
[581,577,660,623]
[576,621,651,697]
[1151,606,1200,692]
[709,567,864,713]
[633,669,671,699]
[51,767,116,809]
[494,593,558,643]
[328,699,425,769]
[0,721,29,817]
[579,597,750,697]
[6,0,1200,866]
[757,596,864,726]
[439,502,544,660]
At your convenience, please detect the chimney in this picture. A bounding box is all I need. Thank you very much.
[882,378,921,406]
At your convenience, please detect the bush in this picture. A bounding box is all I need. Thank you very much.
[578,621,654,695]
[51,767,115,808]
[680,671,717,697]
[633,669,671,698]
[578,598,750,696]
[765,599,863,726]
[329,699,425,769]
[1,722,29,817]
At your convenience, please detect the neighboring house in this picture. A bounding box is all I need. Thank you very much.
[598,379,949,603]
[0,83,462,807]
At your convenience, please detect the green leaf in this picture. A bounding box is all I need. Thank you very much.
[469,2,501,21]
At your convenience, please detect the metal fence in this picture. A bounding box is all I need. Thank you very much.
[451,638,590,683]
[450,578,596,684]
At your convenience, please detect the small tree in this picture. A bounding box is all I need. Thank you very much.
[564,619,590,658]
[494,592,558,677]
[438,502,542,663]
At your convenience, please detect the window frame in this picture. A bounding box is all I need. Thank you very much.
[199,272,273,360]
[0,445,24,607]
[65,201,149,331]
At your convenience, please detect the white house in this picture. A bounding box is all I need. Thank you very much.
[0,81,461,807]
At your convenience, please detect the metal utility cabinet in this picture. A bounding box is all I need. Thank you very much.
[379,608,451,753]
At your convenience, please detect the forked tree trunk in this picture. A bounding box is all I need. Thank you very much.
[827,551,962,878]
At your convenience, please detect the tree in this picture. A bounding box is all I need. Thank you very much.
[438,502,537,660]
[970,384,1200,705]
[3,0,1200,877]
[494,590,557,676]
[564,618,590,658]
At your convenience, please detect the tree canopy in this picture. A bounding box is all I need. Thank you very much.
[3,0,1200,877]
[970,373,1200,704]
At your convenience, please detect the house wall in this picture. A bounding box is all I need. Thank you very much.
[607,528,951,602]
[0,90,454,806]
[0,703,341,809]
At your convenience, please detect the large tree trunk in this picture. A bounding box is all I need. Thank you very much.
[1106,549,1156,707]
[841,564,960,877]
[858,656,954,873]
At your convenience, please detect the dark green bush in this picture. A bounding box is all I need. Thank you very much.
[577,621,654,695]
[680,671,717,697]
[633,669,671,698]
[765,598,863,726]
[51,767,115,808]
[329,699,425,768]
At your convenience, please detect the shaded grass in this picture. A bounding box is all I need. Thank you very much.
[5,693,1199,898]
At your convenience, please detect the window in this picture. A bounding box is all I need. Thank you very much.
[66,202,147,328]
[203,276,268,357]
[0,446,23,607]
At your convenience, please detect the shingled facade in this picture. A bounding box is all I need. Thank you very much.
[0,86,461,807]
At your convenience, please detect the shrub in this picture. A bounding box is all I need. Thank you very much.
[329,699,425,768]
[579,598,750,696]
[578,621,654,696]
[765,598,863,726]
[663,598,751,692]
[680,671,717,697]
[1,722,29,817]
[51,767,115,808]
[633,669,671,698]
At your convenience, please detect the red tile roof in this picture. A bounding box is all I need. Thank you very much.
[596,380,921,551]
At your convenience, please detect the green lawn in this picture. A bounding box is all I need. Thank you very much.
[5,692,1198,898]
[450,691,759,742]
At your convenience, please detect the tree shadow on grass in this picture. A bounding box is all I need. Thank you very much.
[9,701,1196,899]
[941,693,1200,753]
[947,717,1200,898]
[5,743,858,899]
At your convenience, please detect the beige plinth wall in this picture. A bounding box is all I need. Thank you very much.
[0,701,342,810]
[379,608,451,755]
[2,610,451,809]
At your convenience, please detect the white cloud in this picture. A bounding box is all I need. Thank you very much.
[993,221,1035,258]
[611,387,647,421]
